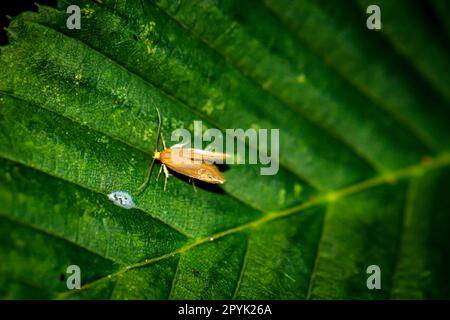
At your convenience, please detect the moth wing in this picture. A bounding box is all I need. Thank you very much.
[163,158,225,184]
[170,142,188,149]
[160,149,225,184]
[181,148,229,163]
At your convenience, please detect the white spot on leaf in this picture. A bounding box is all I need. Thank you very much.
[108,191,135,209]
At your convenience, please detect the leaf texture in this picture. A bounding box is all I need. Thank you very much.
[0,0,449,299]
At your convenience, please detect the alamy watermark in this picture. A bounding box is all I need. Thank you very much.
[66,5,81,30]
[66,265,81,290]
[366,265,381,290]
[169,121,279,176]
[366,5,382,30]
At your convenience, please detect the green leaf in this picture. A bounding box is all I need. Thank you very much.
[0,0,449,299]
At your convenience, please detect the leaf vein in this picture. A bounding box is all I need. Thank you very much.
[55,152,450,299]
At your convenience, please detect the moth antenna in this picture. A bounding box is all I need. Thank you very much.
[155,107,162,151]
[137,158,156,194]
[155,107,167,149]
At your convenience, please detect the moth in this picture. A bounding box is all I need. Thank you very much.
[138,108,228,193]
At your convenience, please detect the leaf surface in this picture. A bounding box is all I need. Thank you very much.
[0,0,449,299]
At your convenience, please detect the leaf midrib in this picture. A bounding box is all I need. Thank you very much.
[54,151,450,299]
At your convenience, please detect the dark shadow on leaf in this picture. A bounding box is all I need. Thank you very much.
[216,163,231,173]
[157,169,226,194]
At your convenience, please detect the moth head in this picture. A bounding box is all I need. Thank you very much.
[153,151,161,160]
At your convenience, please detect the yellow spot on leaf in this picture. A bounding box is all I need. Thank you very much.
[98,136,109,144]
[383,173,398,184]
[296,73,306,83]
[202,100,215,116]
[294,183,302,197]
[325,192,338,202]
[143,128,153,142]
[81,6,95,18]
[139,21,158,55]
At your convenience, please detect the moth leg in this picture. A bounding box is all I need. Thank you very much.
[163,164,170,191]
[156,164,163,182]
[189,178,197,193]
[160,132,167,150]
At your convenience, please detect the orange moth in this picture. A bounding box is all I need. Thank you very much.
[138,108,228,193]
